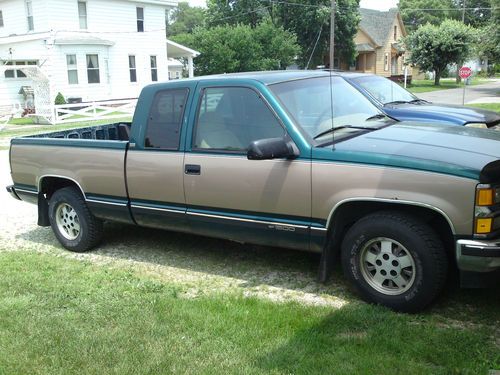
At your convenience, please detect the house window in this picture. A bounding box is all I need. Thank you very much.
[136,7,144,32]
[26,0,34,31]
[3,60,37,79]
[66,54,78,84]
[0,10,4,27]
[384,53,389,71]
[394,26,397,40]
[86,54,100,83]
[78,1,87,29]
[150,56,157,81]
[175,71,180,79]
[129,55,137,82]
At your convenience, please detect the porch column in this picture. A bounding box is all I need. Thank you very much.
[188,56,194,78]
[363,53,367,72]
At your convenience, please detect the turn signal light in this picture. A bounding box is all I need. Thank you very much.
[476,188,494,206]
[475,218,493,234]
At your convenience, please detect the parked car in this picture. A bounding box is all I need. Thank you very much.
[6,71,500,312]
[340,72,500,128]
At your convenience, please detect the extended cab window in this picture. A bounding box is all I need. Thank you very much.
[193,87,284,151]
[145,88,188,149]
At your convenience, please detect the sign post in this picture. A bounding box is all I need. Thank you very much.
[459,66,472,105]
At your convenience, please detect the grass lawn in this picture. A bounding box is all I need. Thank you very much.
[0,251,498,375]
[467,103,500,113]
[405,78,491,94]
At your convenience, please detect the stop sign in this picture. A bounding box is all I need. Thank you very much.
[459,66,472,79]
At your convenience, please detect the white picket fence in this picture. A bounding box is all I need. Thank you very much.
[53,99,137,124]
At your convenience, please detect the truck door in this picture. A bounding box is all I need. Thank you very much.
[183,84,312,250]
[126,84,193,232]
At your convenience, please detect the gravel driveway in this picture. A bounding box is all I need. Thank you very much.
[0,150,351,308]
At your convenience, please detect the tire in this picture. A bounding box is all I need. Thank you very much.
[48,187,103,252]
[341,211,448,313]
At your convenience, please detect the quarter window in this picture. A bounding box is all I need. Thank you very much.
[136,7,144,32]
[86,54,100,83]
[150,56,157,81]
[78,1,87,29]
[66,54,78,84]
[26,0,34,31]
[145,88,188,149]
[129,55,137,82]
[194,87,284,151]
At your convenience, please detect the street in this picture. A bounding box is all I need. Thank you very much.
[417,79,500,105]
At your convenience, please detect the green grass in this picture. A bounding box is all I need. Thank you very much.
[0,117,131,139]
[0,251,498,375]
[467,103,500,113]
[6,117,35,125]
[405,78,491,93]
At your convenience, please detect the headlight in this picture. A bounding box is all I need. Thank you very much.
[465,123,488,129]
[476,186,500,206]
[474,185,500,236]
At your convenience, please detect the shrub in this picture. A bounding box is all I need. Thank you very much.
[54,92,66,105]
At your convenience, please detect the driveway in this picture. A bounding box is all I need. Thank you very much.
[417,79,500,105]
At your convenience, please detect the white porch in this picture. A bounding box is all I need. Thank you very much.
[166,39,199,78]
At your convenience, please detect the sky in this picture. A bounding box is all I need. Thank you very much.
[187,0,399,11]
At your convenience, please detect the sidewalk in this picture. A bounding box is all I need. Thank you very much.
[417,79,500,105]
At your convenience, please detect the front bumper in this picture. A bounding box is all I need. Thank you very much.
[456,238,500,272]
[6,185,21,201]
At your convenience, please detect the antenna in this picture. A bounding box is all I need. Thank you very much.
[329,0,336,149]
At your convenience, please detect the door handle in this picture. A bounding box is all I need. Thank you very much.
[185,164,201,175]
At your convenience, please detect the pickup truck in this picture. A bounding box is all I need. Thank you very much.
[7,71,500,312]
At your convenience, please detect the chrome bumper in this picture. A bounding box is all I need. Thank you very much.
[6,185,21,201]
[456,238,500,272]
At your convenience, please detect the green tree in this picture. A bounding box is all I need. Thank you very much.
[171,20,300,75]
[207,0,269,28]
[399,0,458,32]
[404,19,478,85]
[453,0,492,28]
[166,2,206,36]
[475,0,499,64]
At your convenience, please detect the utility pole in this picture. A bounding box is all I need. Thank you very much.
[329,0,335,69]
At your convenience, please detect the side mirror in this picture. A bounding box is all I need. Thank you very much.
[247,137,299,160]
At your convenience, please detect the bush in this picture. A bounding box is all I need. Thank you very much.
[54,92,66,105]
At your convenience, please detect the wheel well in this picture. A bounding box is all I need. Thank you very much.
[327,201,455,263]
[39,177,84,200]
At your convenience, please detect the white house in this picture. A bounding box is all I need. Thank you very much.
[0,0,199,121]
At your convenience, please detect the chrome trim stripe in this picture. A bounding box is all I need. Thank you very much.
[326,197,456,235]
[131,204,185,214]
[15,188,38,195]
[310,227,328,232]
[38,174,87,199]
[86,199,127,207]
[187,211,309,229]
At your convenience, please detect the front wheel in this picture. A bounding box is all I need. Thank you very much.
[48,187,103,252]
[341,211,448,312]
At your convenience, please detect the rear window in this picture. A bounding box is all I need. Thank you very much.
[145,88,189,149]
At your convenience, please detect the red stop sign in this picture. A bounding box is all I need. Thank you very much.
[459,66,472,79]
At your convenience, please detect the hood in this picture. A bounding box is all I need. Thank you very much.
[384,103,500,126]
[313,122,500,181]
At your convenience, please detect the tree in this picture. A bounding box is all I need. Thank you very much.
[475,0,499,64]
[166,2,206,37]
[453,0,492,28]
[171,20,300,75]
[207,0,268,28]
[404,19,478,85]
[399,0,458,32]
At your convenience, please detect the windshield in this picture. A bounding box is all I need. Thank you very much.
[270,76,386,143]
[352,75,417,104]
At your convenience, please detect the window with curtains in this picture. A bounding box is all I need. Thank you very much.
[0,11,4,27]
[78,1,87,29]
[86,54,100,83]
[136,7,144,32]
[150,56,158,81]
[129,55,137,82]
[26,0,34,31]
[66,55,78,84]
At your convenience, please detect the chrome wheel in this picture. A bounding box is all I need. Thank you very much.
[359,237,416,296]
[55,203,81,240]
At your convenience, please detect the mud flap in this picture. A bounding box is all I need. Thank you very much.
[318,234,336,283]
[38,193,50,227]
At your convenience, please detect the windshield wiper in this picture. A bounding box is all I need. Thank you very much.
[408,99,429,104]
[365,113,387,121]
[384,100,408,105]
[313,125,377,140]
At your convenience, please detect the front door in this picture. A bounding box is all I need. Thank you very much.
[183,85,311,250]
[391,56,398,75]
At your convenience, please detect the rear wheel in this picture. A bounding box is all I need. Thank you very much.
[341,211,448,312]
[48,187,103,252]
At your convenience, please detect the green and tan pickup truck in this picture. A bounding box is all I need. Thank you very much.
[6,71,500,312]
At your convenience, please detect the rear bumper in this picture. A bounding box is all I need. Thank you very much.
[6,185,21,201]
[456,238,500,273]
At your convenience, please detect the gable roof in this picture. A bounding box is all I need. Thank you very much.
[359,8,400,47]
